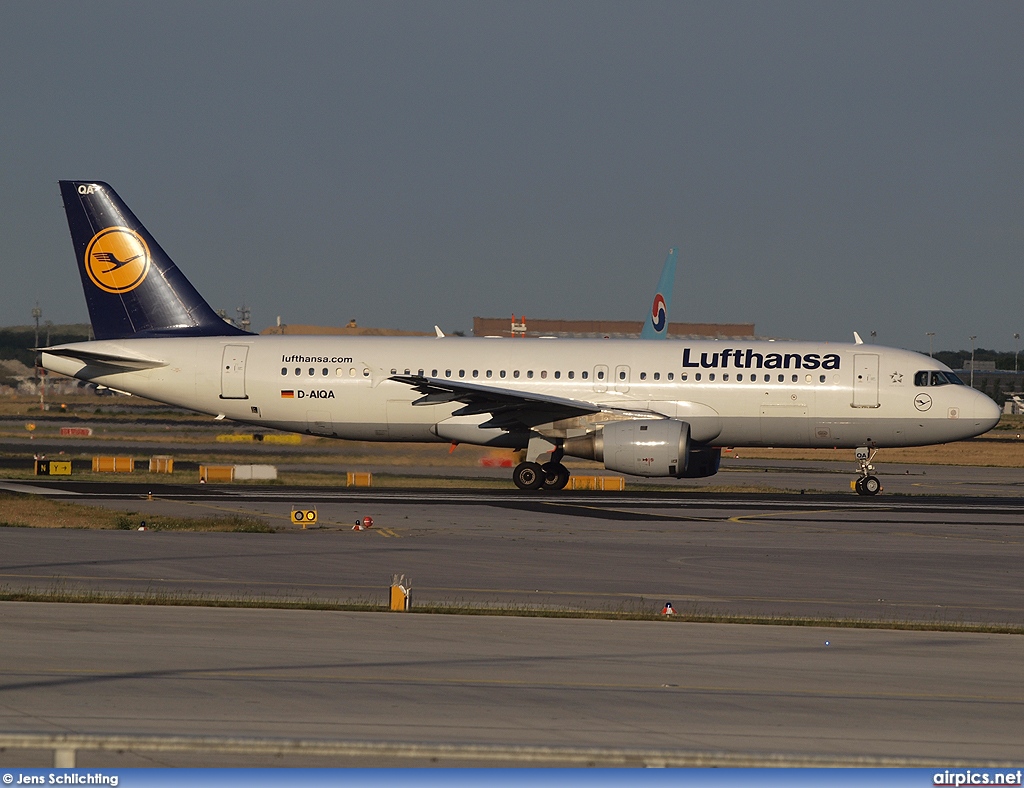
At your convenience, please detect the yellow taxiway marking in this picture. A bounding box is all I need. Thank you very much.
[727,508,869,523]
[145,496,400,534]
[544,502,719,522]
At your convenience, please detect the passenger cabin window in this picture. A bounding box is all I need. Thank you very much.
[581,371,588,380]
[597,371,605,380]
[567,371,574,379]
[668,373,674,380]
[281,368,287,376]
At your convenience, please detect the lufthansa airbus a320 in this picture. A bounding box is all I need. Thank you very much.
[41,182,1001,495]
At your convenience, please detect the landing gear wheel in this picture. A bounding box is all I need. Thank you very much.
[513,461,545,491]
[854,477,865,495]
[541,462,571,491]
[861,475,881,495]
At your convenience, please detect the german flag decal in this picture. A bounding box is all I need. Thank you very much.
[281,390,295,398]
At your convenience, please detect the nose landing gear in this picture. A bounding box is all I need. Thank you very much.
[854,447,881,496]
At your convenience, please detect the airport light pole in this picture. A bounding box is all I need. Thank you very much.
[926,332,935,358]
[969,336,977,388]
[31,303,41,349]
[31,304,42,406]
[1015,333,1020,375]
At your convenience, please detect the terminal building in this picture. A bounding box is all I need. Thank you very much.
[472,316,755,340]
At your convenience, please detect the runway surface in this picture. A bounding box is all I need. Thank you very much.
[1,479,1023,624]
[1,476,1022,765]
[0,602,1020,765]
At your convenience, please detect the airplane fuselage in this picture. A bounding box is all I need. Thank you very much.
[43,336,999,451]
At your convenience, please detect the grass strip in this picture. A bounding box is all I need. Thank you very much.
[1,587,1020,635]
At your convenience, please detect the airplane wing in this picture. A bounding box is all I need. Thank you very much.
[390,374,631,430]
[40,346,168,371]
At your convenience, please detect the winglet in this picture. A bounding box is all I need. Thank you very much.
[435,325,445,338]
[853,331,864,345]
[640,247,677,340]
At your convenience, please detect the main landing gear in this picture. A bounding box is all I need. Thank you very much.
[853,447,881,496]
[512,459,571,491]
[513,443,571,491]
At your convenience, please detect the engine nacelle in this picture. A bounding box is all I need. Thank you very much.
[678,446,721,478]
[564,419,690,477]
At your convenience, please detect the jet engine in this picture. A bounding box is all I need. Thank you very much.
[563,419,722,479]
[562,419,685,477]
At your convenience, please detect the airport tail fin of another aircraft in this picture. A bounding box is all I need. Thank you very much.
[58,181,249,340]
[640,247,677,340]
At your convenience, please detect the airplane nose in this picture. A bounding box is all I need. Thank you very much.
[974,392,1001,432]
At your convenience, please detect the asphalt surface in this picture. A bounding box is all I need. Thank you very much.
[0,603,1020,765]
[0,473,1022,765]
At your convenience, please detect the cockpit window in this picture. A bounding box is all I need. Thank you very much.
[915,370,965,387]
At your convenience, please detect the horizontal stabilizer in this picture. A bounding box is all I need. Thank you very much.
[40,345,168,370]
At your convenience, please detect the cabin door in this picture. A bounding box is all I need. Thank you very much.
[220,345,249,399]
[852,354,879,408]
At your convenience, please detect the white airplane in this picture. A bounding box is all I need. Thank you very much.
[42,182,1001,495]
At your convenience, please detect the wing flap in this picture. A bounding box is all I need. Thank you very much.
[391,374,603,430]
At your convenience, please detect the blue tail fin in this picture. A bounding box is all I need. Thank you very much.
[640,247,677,340]
[59,181,249,340]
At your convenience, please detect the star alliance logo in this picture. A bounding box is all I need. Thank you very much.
[890,372,904,384]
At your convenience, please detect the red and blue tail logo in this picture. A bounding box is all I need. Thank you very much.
[650,293,668,333]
